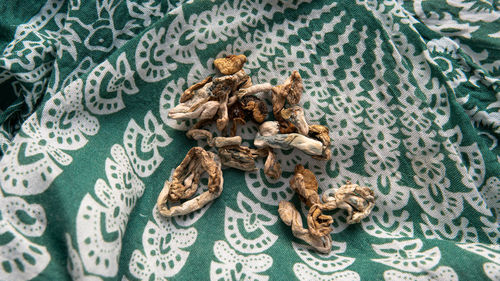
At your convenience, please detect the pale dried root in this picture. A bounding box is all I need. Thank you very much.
[157,147,223,217]
[264,148,281,180]
[278,201,332,254]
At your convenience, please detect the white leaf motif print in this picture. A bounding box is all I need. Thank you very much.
[135,27,176,82]
[293,264,360,281]
[371,239,441,273]
[85,52,138,114]
[383,266,458,281]
[76,145,145,277]
[292,242,355,272]
[224,192,278,253]
[1,77,100,195]
[129,208,197,280]
[0,195,50,281]
[123,111,171,177]
[210,240,272,281]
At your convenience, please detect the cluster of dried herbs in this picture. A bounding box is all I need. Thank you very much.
[158,55,375,253]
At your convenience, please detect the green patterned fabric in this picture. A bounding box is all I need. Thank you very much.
[0,0,499,280]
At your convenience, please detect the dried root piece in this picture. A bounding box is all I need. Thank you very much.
[290,165,320,207]
[281,106,308,135]
[237,82,273,98]
[180,76,212,103]
[264,148,281,180]
[322,181,375,224]
[214,54,247,75]
[169,82,220,121]
[157,147,223,217]
[212,70,250,133]
[254,133,324,156]
[186,129,242,147]
[241,95,267,123]
[278,201,332,254]
[259,121,280,136]
[228,102,246,136]
[308,124,331,160]
[271,71,303,115]
[219,145,258,171]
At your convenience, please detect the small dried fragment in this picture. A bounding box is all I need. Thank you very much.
[214,54,247,75]
[157,147,223,217]
[237,82,272,98]
[278,201,332,254]
[169,82,219,121]
[186,129,242,147]
[308,124,331,160]
[241,95,267,123]
[290,165,320,207]
[218,145,258,171]
[228,102,246,136]
[322,181,375,224]
[180,76,212,103]
[259,121,280,136]
[281,106,308,135]
[213,136,242,147]
[212,70,249,132]
[264,148,281,180]
[186,129,213,143]
[254,133,324,156]
[271,71,303,115]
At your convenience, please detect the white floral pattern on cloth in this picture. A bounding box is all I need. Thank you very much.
[211,192,278,280]
[129,208,197,280]
[0,0,498,280]
[456,242,500,281]
[0,78,98,196]
[73,112,171,277]
[372,239,458,280]
[0,193,50,281]
[292,242,359,281]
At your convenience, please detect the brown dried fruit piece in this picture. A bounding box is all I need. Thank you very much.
[214,54,247,75]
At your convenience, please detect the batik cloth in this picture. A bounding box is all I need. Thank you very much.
[0,0,499,280]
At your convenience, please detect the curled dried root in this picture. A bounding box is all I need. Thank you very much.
[157,147,223,217]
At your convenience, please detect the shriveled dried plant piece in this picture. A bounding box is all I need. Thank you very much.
[240,95,268,123]
[214,54,247,75]
[218,145,258,171]
[308,124,331,160]
[212,70,250,132]
[186,128,214,144]
[213,136,242,147]
[281,106,308,135]
[236,82,273,99]
[157,147,223,217]
[321,181,375,224]
[259,121,280,136]
[278,201,332,254]
[254,133,324,156]
[168,80,220,121]
[264,148,281,180]
[180,76,212,103]
[271,71,303,115]
[186,129,242,148]
[290,165,320,207]
[228,103,246,137]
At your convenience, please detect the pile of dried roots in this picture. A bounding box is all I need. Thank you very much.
[157,55,375,253]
